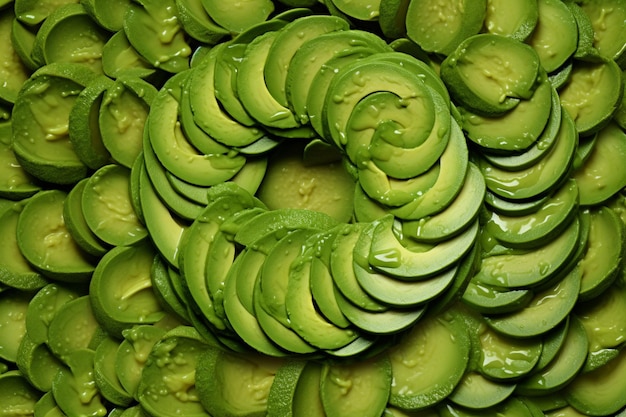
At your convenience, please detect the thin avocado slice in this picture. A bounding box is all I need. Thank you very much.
[222,250,289,357]
[572,121,626,206]
[68,75,115,170]
[31,3,110,74]
[286,29,392,125]
[137,327,210,417]
[378,0,410,39]
[0,200,48,291]
[10,17,40,71]
[196,347,285,417]
[577,0,626,65]
[0,9,31,104]
[89,241,166,337]
[482,88,562,171]
[460,74,553,152]
[479,107,577,201]
[82,164,147,246]
[405,0,486,55]
[559,58,623,137]
[516,315,588,395]
[285,233,359,350]
[438,397,538,417]
[138,162,188,268]
[16,332,64,393]
[483,0,538,41]
[200,0,274,33]
[264,14,349,108]
[400,162,485,243]
[11,63,97,185]
[329,0,381,21]
[17,189,95,282]
[448,371,516,409]
[483,179,579,249]
[389,308,471,410]
[441,33,541,115]
[99,75,156,169]
[533,316,570,373]
[150,255,192,324]
[14,0,80,26]
[527,0,578,73]
[93,336,133,407]
[578,206,625,300]
[576,282,626,372]
[476,214,581,288]
[368,215,478,281]
[266,359,308,417]
[101,30,157,80]
[387,118,469,220]
[123,0,191,73]
[115,324,167,400]
[188,43,265,148]
[149,73,247,187]
[484,264,582,338]
[175,0,229,44]
[81,0,130,32]
[237,31,299,130]
[320,354,392,417]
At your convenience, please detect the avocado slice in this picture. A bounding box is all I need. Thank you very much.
[448,371,516,410]
[483,0,538,41]
[200,0,274,33]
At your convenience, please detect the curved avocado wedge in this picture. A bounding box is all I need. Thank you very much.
[475,214,580,289]
[484,264,582,338]
[441,33,541,115]
[285,236,360,351]
[175,0,229,44]
[368,214,478,281]
[479,107,577,201]
[101,30,157,80]
[264,14,349,108]
[329,0,381,21]
[483,179,579,249]
[81,0,130,32]
[123,0,191,73]
[200,0,274,33]
[448,371,516,409]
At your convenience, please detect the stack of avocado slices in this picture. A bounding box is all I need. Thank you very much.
[1,0,626,416]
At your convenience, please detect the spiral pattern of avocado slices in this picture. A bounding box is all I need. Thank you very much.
[2,0,626,416]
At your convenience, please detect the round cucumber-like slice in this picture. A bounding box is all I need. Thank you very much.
[17,189,95,282]
[0,289,31,362]
[25,283,82,345]
[82,164,147,246]
[94,335,134,407]
[81,0,130,32]
[448,371,516,409]
[31,3,110,74]
[0,370,41,415]
[46,295,100,361]
[200,0,275,33]
[89,241,166,337]
[0,9,31,104]
[483,0,538,41]
[16,332,64,392]
[389,307,471,410]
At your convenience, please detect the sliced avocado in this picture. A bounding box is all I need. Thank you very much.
[264,14,349,108]
[475,214,581,288]
[368,215,478,281]
[448,371,516,409]
[0,9,31,104]
[483,0,538,41]
[101,30,157,80]
[16,334,64,393]
[196,347,285,417]
[47,295,100,362]
[572,121,626,206]
[82,164,148,246]
[93,336,133,407]
[460,74,553,152]
[137,326,209,417]
[25,283,82,345]
[320,354,392,417]
[123,0,191,73]
[405,0,486,55]
[14,0,79,26]
[462,278,533,315]
[17,190,95,282]
[200,0,274,33]
[89,241,165,337]
[389,307,471,410]
[527,0,578,73]
[81,0,129,32]
[0,289,31,363]
[150,254,192,324]
[559,58,623,137]
[441,33,541,115]
[31,3,110,74]
[576,0,626,65]
[484,264,582,338]
[479,106,577,201]
[329,0,381,21]
[175,0,228,44]
[0,371,41,415]
[516,315,588,395]
[11,63,97,185]
[534,316,570,372]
